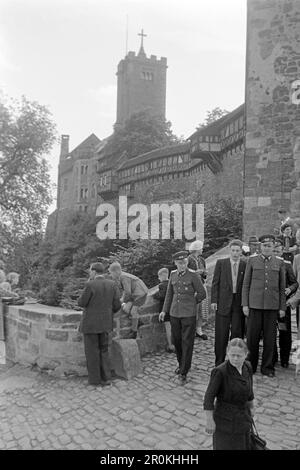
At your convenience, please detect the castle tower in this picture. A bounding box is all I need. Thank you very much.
[115,29,167,126]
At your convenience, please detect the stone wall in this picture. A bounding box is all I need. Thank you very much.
[2,291,166,378]
[244,0,300,239]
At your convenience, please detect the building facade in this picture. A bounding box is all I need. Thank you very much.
[47,134,101,236]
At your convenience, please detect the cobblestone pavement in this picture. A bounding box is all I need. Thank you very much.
[0,323,299,451]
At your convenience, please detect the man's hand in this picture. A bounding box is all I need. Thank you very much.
[279,310,285,318]
[122,302,132,314]
[211,303,217,312]
[159,312,166,322]
[285,287,291,296]
[205,417,216,435]
[243,306,249,317]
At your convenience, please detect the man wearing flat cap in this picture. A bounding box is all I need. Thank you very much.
[78,262,121,386]
[242,235,286,377]
[159,251,206,383]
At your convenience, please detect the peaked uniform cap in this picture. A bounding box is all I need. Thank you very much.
[172,251,189,261]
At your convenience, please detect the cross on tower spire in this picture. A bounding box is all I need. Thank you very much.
[138,29,147,48]
[138,29,147,56]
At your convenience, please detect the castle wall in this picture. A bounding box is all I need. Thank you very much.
[244,0,300,238]
[130,146,244,207]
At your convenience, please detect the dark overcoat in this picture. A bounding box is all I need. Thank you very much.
[78,276,121,333]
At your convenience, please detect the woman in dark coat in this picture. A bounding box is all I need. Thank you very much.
[203,338,254,450]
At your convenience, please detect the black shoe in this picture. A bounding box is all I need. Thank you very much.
[179,374,187,384]
[281,363,289,368]
[174,367,180,375]
[166,346,175,353]
[196,332,208,340]
[261,370,275,377]
[100,380,112,386]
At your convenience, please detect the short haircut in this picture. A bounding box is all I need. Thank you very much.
[227,338,248,355]
[158,268,169,277]
[229,239,243,249]
[108,261,122,273]
[90,262,105,274]
[6,272,19,283]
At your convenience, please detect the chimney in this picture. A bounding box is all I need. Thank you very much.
[60,134,69,159]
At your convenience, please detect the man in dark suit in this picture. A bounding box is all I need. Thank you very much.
[159,251,206,384]
[78,262,121,386]
[242,234,286,377]
[211,239,246,366]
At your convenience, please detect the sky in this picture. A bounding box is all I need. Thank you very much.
[0,0,247,213]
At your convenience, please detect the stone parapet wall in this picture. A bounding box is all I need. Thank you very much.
[2,291,166,378]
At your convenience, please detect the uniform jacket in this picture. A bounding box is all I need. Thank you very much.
[162,268,206,318]
[242,254,286,311]
[203,360,254,434]
[211,258,246,316]
[78,276,121,333]
[120,272,148,306]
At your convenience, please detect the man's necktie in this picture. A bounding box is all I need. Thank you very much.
[233,262,237,277]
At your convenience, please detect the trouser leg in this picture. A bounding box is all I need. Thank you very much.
[214,314,231,366]
[83,334,101,385]
[196,303,203,332]
[279,307,292,365]
[170,316,182,368]
[231,295,245,339]
[98,332,111,382]
[130,306,139,332]
[180,316,196,375]
[246,309,263,373]
[261,310,278,373]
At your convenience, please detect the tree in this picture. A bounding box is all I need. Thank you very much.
[0,95,57,257]
[204,198,243,256]
[197,107,229,129]
[104,109,182,160]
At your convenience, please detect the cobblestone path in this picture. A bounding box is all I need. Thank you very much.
[0,323,299,450]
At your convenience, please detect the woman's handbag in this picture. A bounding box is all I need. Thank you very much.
[250,419,268,450]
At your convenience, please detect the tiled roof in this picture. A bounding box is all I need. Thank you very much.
[117,142,190,170]
[69,133,101,156]
[189,103,245,139]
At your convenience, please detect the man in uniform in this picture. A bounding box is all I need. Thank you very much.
[242,235,286,377]
[273,239,298,368]
[159,251,206,384]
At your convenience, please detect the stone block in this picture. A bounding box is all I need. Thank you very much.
[110,338,142,380]
[45,329,69,341]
